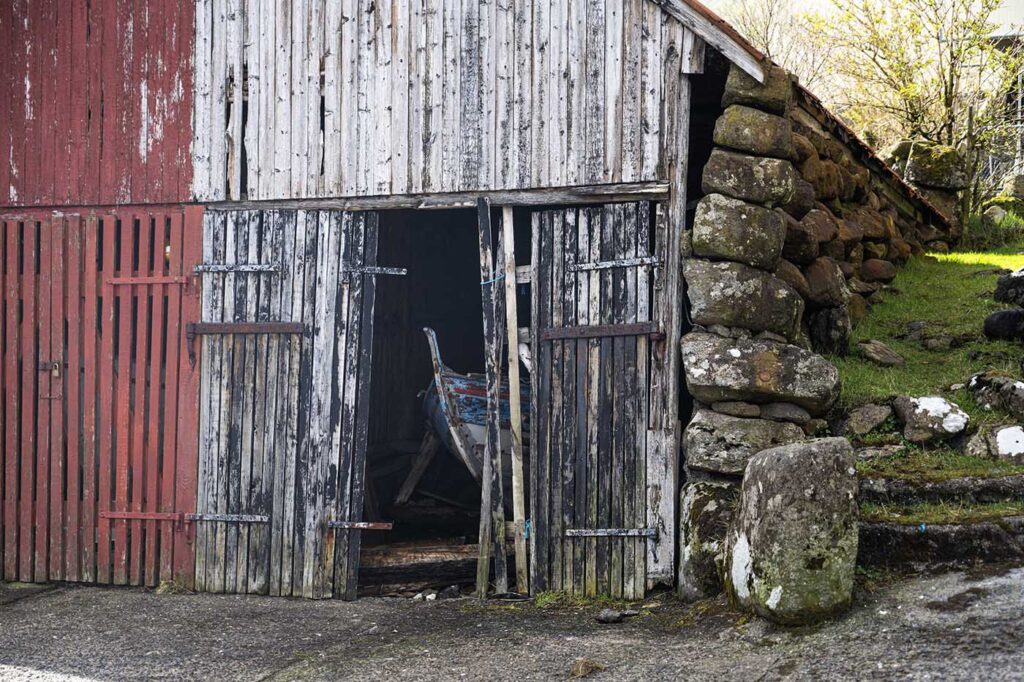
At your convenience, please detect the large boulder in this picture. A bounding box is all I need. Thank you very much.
[724,438,858,625]
[884,140,969,190]
[691,194,786,270]
[983,310,1024,342]
[713,105,795,160]
[681,333,841,416]
[685,259,804,341]
[994,268,1024,308]
[702,149,798,206]
[782,176,816,220]
[892,396,970,443]
[803,257,850,307]
[861,258,897,283]
[684,409,805,476]
[802,209,839,243]
[678,480,740,601]
[721,63,792,115]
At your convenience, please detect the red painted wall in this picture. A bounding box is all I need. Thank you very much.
[0,0,194,208]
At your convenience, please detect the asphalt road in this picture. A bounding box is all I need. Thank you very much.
[1,565,1023,681]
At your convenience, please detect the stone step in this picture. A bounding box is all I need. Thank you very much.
[858,516,1024,569]
[859,474,1024,506]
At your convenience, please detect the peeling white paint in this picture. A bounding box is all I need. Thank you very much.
[138,80,150,161]
[995,426,1024,457]
[731,533,752,601]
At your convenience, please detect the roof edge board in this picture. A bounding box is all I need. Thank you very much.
[649,0,766,83]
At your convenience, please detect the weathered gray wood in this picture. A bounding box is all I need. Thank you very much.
[501,207,529,595]
[394,431,440,506]
[191,0,752,201]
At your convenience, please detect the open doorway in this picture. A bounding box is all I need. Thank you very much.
[359,208,491,594]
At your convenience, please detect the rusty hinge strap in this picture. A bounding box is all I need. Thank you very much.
[186,513,270,523]
[541,322,659,341]
[328,521,394,531]
[106,276,188,286]
[194,263,281,274]
[565,528,658,538]
[186,322,307,368]
[569,256,660,272]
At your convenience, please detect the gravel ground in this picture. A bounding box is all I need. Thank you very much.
[1,565,1023,681]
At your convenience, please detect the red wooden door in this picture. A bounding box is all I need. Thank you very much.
[0,207,202,587]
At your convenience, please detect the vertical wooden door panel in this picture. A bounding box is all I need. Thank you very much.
[530,202,654,600]
[0,207,201,588]
[195,209,379,599]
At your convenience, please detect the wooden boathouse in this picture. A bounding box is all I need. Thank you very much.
[0,0,949,600]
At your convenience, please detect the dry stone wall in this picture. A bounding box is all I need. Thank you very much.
[677,62,954,601]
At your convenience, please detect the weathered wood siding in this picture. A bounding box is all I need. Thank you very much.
[195,209,378,599]
[0,1,195,207]
[529,203,652,600]
[192,0,694,201]
[0,206,202,588]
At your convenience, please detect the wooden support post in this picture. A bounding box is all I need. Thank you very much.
[476,198,508,598]
[501,206,529,595]
[394,430,440,506]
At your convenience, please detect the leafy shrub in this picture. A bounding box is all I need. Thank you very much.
[960,211,1024,251]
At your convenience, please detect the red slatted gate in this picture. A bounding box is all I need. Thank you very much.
[0,206,202,587]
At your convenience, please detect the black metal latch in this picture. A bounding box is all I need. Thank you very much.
[38,360,62,377]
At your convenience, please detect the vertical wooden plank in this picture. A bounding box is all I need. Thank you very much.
[632,202,650,600]
[620,0,642,183]
[565,1,585,186]
[249,210,278,594]
[342,212,379,600]
[97,215,117,584]
[372,1,393,194]
[603,0,623,182]
[223,216,247,593]
[272,0,291,198]
[302,211,341,599]
[407,0,425,193]
[65,216,83,582]
[609,204,626,599]
[560,209,578,593]
[475,199,501,597]
[392,0,410,194]
[501,207,528,594]
[113,213,134,584]
[173,206,203,590]
[194,212,216,592]
[242,0,261,198]
[81,216,99,583]
[584,208,600,596]
[529,211,550,593]
[322,0,341,195]
[595,207,613,596]
[0,221,6,576]
[48,216,66,581]
[331,212,361,599]
[548,0,567,188]
[3,222,20,580]
[583,0,605,183]
[548,211,564,591]
[459,0,482,190]
[270,210,299,596]
[144,215,167,586]
[572,208,589,595]
[529,0,548,188]
[511,0,531,189]
[338,0,357,196]
[214,213,238,593]
[129,212,152,585]
[640,3,662,180]
[440,0,462,192]
[159,212,182,582]
[237,212,261,592]
[33,218,50,583]
[494,0,514,188]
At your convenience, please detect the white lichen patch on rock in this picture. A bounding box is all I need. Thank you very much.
[893,396,970,443]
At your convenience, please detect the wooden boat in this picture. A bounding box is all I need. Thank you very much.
[421,327,530,493]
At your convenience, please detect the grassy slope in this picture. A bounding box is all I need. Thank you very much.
[860,499,1024,524]
[831,245,1024,428]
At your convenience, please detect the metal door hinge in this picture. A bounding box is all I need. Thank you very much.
[328,521,394,531]
[186,513,270,524]
[565,528,658,539]
[343,266,407,281]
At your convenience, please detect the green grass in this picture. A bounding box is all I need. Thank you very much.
[830,243,1024,427]
[856,445,1024,482]
[861,500,1024,525]
[532,590,634,610]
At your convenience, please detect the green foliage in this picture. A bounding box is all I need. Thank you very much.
[831,249,1024,425]
[861,500,1024,524]
[857,444,1024,482]
[960,211,1024,252]
[532,591,633,610]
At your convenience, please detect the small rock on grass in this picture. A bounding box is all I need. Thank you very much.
[844,404,893,436]
[858,340,905,366]
[892,396,970,443]
[994,268,1024,308]
[968,372,1024,421]
[856,444,906,461]
[595,608,639,624]
[984,310,1024,342]
[965,425,1024,464]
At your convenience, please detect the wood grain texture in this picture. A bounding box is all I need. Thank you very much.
[0,0,194,207]
[192,0,696,202]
